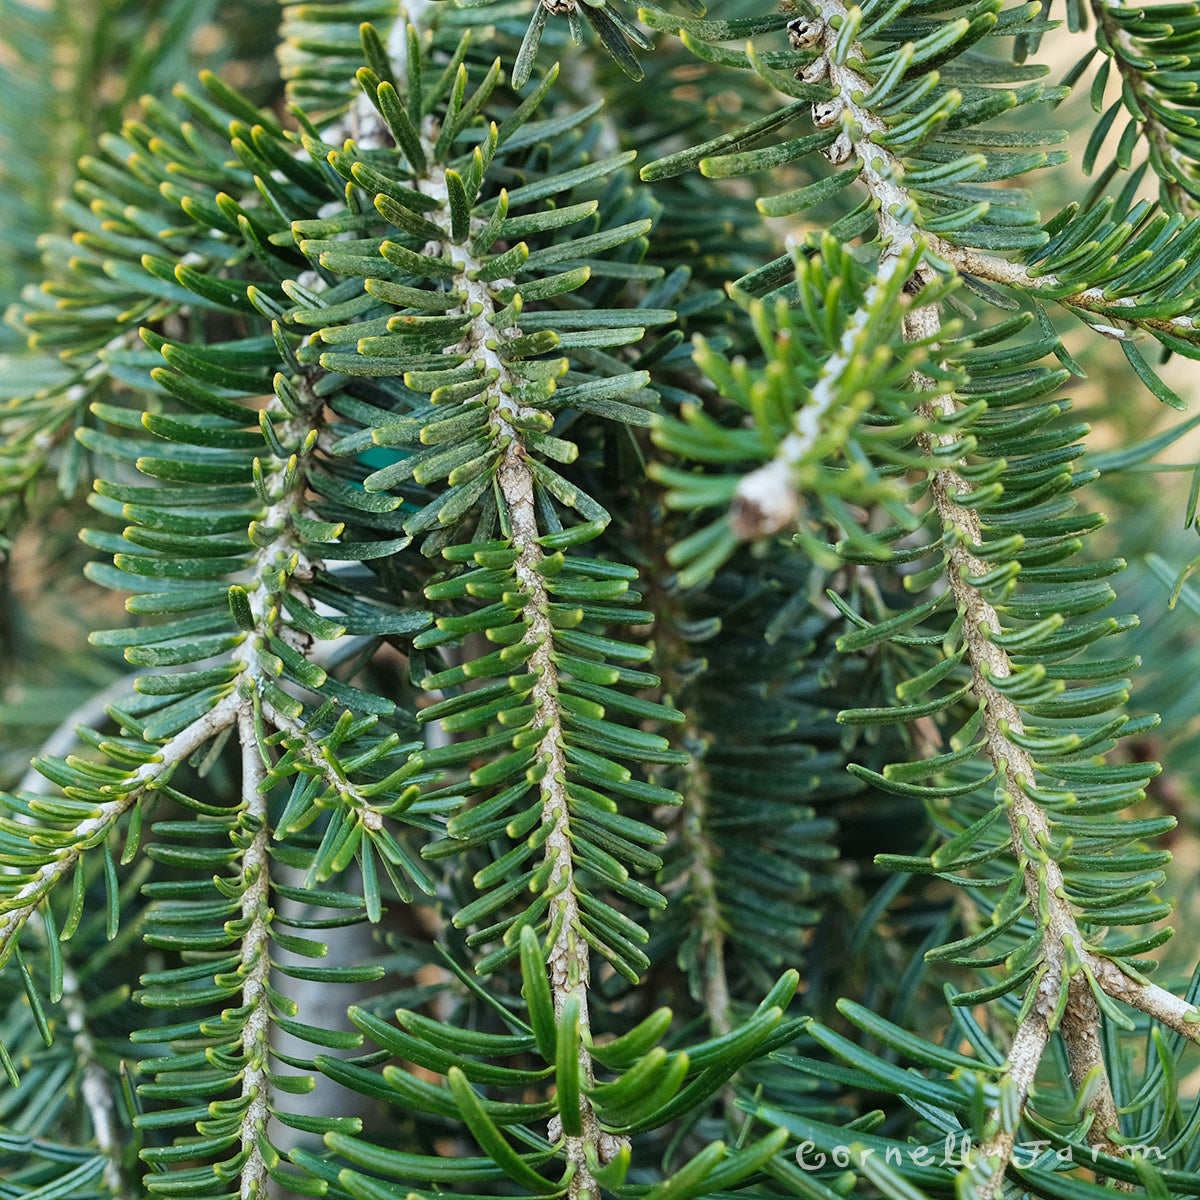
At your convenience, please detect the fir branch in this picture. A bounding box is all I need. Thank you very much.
[261,700,392,830]
[1087,0,1200,215]
[1088,956,1200,1040]
[730,254,906,540]
[495,391,609,1200]
[0,693,240,953]
[234,704,272,1200]
[660,19,1200,1125]
[13,0,1200,1195]
[212,288,356,1199]
[407,134,612,1200]
[906,299,1130,1190]
[933,244,1200,340]
[762,3,1200,1186]
[0,329,142,532]
[1059,984,1126,1165]
[798,0,1200,342]
[302,40,671,1186]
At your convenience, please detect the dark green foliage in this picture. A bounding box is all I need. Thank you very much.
[1069,0,1200,214]
[639,0,1068,255]
[316,935,799,1199]
[654,558,842,999]
[4,0,1200,1199]
[0,21,721,1193]
[0,0,279,336]
[654,223,1176,994]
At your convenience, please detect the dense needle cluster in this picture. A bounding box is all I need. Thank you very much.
[4,0,1200,1198]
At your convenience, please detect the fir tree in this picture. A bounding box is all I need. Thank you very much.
[2,1,1200,1199]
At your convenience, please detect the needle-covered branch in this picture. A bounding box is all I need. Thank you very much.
[645,1,1200,1192]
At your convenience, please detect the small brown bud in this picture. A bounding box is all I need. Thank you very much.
[824,131,854,164]
[812,99,841,129]
[786,16,825,48]
[799,54,829,83]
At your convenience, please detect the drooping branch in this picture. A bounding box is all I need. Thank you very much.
[234,705,273,1200]
[3,343,332,1192]
[906,302,1130,1190]
[328,62,612,1189]
[422,186,607,1200]
[768,3,1200,1188]
[211,308,344,1198]
[1088,0,1200,216]
[0,693,240,953]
